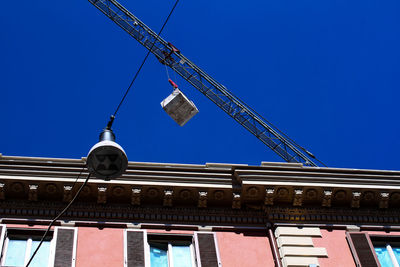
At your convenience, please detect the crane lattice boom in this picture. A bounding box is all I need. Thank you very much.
[88,0,321,167]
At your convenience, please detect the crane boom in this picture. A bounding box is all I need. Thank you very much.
[88,0,321,167]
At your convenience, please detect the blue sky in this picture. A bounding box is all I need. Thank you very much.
[1,0,399,170]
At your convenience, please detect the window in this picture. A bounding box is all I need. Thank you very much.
[124,230,221,267]
[346,232,400,267]
[0,225,78,267]
[2,233,53,267]
[372,236,400,267]
[148,234,196,267]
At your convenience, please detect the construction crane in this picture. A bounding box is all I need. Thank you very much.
[88,0,324,167]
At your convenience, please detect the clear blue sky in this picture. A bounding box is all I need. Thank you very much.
[1,0,399,170]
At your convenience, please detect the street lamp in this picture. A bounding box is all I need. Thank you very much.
[86,116,128,180]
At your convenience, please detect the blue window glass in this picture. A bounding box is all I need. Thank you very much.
[30,240,51,267]
[4,239,27,266]
[3,238,51,267]
[172,245,192,267]
[149,242,193,267]
[375,247,394,267]
[150,245,168,267]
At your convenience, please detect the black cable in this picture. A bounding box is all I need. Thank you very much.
[25,172,91,267]
[110,0,180,122]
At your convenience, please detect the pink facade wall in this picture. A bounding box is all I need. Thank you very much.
[216,232,274,267]
[312,229,355,267]
[7,224,49,229]
[313,230,400,267]
[76,227,124,267]
[365,230,400,236]
[7,224,276,267]
[10,223,400,267]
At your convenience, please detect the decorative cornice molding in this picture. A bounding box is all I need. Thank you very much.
[63,185,73,202]
[322,190,332,208]
[28,184,38,202]
[163,190,173,207]
[131,188,141,206]
[379,192,390,209]
[198,191,208,208]
[232,193,241,209]
[293,189,303,207]
[265,188,275,206]
[0,156,400,215]
[97,186,107,204]
[351,191,361,208]
[0,183,5,201]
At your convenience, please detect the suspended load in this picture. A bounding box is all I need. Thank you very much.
[161,79,199,126]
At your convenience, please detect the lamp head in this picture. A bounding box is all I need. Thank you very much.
[86,129,128,180]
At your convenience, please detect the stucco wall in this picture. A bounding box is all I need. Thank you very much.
[216,231,274,267]
[76,227,124,267]
[312,229,355,267]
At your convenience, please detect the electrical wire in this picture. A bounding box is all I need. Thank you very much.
[27,3,181,265]
[25,172,91,267]
[111,0,180,119]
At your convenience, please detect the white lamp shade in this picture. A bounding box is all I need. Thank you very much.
[86,140,128,179]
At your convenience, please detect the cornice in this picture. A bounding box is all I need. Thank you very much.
[0,155,399,226]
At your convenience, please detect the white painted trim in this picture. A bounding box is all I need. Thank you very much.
[386,244,400,267]
[1,236,10,266]
[143,230,149,267]
[0,175,232,188]
[52,226,59,266]
[0,224,6,263]
[212,232,222,267]
[123,229,128,267]
[48,233,56,267]
[24,238,32,265]
[189,243,196,267]
[242,180,400,190]
[168,243,173,267]
[72,227,78,267]
[193,232,202,267]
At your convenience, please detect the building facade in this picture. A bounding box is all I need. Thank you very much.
[0,154,399,266]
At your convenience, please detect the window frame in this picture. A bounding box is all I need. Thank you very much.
[0,226,56,267]
[124,230,222,267]
[346,232,400,267]
[370,234,400,267]
[146,233,197,267]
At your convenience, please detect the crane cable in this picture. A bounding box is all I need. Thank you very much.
[26,2,181,265]
[108,0,180,128]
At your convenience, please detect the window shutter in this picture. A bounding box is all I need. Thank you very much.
[195,233,221,267]
[125,230,145,267]
[346,232,380,267]
[54,227,77,267]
